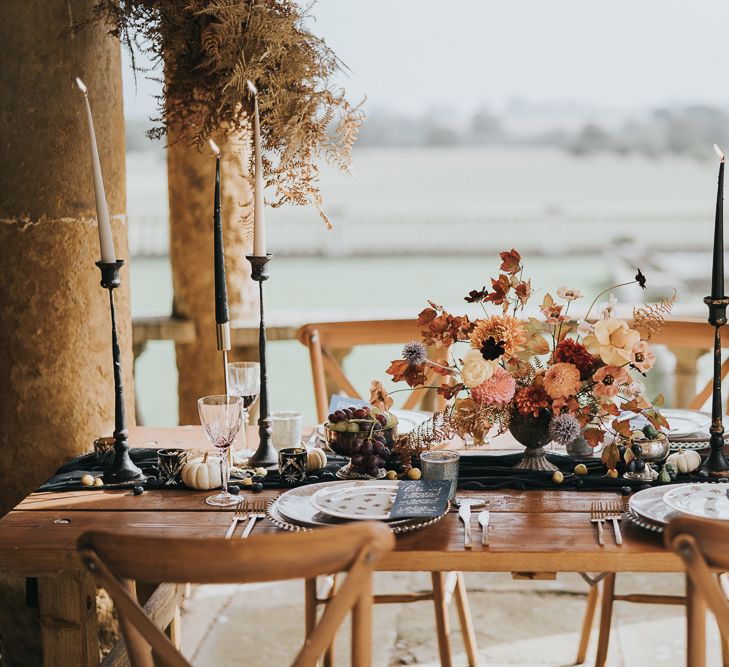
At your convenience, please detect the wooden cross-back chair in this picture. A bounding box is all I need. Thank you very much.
[665,516,729,667]
[78,522,394,667]
[297,320,478,667]
[297,320,451,423]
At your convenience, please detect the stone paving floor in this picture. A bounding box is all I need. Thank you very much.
[179,572,724,666]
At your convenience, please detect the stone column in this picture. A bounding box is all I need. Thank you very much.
[0,0,132,517]
[167,128,256,425]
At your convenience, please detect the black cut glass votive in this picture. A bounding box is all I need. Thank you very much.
[278,447,308,485]
[158,449,190,486]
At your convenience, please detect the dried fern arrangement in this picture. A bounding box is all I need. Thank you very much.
[91,0,364,226]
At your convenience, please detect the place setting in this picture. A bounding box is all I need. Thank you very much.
[266,478,453,535]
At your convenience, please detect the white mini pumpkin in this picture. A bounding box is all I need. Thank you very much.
[666,448,702,474]
[306,447,328,471]
[181,453,222,490]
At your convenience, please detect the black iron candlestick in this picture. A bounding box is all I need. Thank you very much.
[96,260,145,484]
[701,295,729,476]
[247,254,277,467]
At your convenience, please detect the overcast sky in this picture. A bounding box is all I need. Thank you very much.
[123,0,729,120]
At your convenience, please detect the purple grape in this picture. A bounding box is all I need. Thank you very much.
[351,454,364,467]
[343,408,354,419]
[380,447,390,459]
[353,408,367,419]
[350,439,363,454]
[375,413,387,425]
[361,441,373,456]
[334,410,346,422]
[328,412,338,423]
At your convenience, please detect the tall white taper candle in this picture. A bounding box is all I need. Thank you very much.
[247,80,266,256]
[75,77,116,263]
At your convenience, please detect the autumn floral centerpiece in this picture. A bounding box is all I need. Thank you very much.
[374,249,673,472]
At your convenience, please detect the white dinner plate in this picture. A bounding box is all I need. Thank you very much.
[628,483,685,525]
[391,409,430,434]
[310,481,399,520]
[663,484,729,521]
[660,409,711,440]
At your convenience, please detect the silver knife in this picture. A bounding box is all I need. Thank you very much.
[478,510,490,546]
[458,503,473,549]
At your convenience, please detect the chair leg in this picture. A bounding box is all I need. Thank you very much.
[453,573,479,667]
[686,575,706,667]
[594,573,616,667]
[351,587,373,667]
[323,576,338,667]
[576,584,599,665]
[431,572,453,667]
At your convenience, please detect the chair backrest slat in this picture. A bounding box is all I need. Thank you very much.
[79,522,394,667]
[297,320,450,422]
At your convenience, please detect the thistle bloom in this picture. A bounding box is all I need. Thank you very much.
[471,366,516,406]
[592,365,630,399]
[543,362,582,399]
[557,286,583,301]
[402,340,428,367]
[630,341,656,372]
[548,413,581,445]
[583,318,640,366]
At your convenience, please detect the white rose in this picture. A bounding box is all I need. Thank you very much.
[461,350,495,388]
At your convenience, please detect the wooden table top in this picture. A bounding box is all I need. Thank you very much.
[0,427,680,577]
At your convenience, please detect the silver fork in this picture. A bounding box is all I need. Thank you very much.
[590,502,605,547]
[605,500,624,546]
[225,501,247,539]
[241,499,267,539]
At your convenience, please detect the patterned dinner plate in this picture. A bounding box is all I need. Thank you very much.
[628,483,685,525]
[663,483,729,521]
[275,481,353,525]
[311,481,399,520]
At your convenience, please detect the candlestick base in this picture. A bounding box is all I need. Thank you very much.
[102,431,146,484]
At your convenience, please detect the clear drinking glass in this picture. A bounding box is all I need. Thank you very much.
[226,362,261,458]
[420,450,461,500]
[197,395,243,507]
[271,412,303,451]
[227,362,261,410]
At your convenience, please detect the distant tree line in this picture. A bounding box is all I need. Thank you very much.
[355,105,729,159]
[126,105,729,159]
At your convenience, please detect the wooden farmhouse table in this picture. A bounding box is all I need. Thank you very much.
[0,426,683,666]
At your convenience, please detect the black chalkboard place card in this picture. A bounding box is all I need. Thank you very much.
[390,480,451,519]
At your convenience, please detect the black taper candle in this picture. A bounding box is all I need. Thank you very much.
[712,147,725,299]
[209,141,231,394]
[213,152,229,325]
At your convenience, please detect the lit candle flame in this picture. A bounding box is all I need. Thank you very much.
[208,138,220,157]
[75,77,88,95]
[715,143,726,162]
[246,80,258,96]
